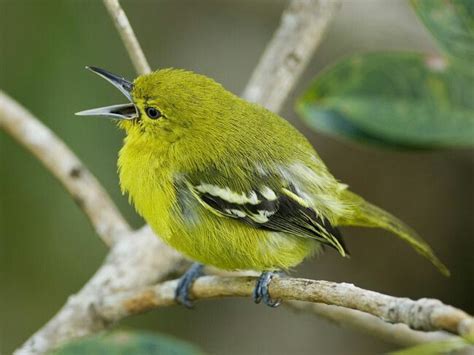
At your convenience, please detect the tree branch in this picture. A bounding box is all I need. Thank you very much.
[242,0,341,112]
[95,276,474,338]
[0,91,130,246]
[14,227,186,355]
[291,303,454,346]
[102,0,151,75]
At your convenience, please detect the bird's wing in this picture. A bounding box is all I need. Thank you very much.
[181,172,348,257]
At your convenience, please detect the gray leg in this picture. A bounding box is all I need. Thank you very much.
[253,271,281,307]
[175,263,204,308]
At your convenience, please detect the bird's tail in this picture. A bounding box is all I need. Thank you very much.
[339,190,450,276]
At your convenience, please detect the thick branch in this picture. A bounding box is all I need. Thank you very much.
[96,276,474,338]
[14,227,186,355]
[242,0,341,112]
[0,91,130,246]
[102,0,151,75]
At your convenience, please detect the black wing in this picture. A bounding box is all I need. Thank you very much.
[186,181,349,256]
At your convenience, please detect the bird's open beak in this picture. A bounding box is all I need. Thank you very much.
[75,66,138,120]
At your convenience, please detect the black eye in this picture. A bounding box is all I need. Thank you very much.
[145,107,161,119]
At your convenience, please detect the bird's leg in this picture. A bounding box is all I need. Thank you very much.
[175,263,204,308]
[253,271,281,307]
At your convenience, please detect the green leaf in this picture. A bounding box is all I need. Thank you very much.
[51,330,205,355]
[296,52,474,149]
[411,0,474,64]
[390,334,474,355]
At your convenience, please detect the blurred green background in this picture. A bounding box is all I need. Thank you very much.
[0,0,472,354]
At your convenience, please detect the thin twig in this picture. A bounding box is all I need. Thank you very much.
[0,91,130,246]
[102,0,151,75]
[242,0,341,112]
[96,276,474,337]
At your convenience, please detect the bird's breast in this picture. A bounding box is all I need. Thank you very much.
[118,140,176,239]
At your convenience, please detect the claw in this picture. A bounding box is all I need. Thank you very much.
[253,271,281,307]
[175,263,204,308]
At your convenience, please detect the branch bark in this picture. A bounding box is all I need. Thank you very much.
[242,0,340,112]
[4,0,471,354]
[14,227,186,355]
[291,303,454,346]
[102,0,151,75]
[95,276,474,338]
[0,91,130,246]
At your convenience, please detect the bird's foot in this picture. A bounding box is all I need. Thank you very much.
[175,263,204,308]
[253,271,281,307]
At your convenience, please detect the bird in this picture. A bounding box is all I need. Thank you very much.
[76,66,449,307]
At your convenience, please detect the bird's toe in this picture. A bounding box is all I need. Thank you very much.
[174,263,204,308]
[253,271,281,307]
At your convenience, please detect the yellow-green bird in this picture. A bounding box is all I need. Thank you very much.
[77,66,449,307]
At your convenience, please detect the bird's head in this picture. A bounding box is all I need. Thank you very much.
[76,66,235,143]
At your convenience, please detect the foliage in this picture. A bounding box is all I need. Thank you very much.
[297,0,474,149]
[52,330,205,355]
[390,334,474,355]
[411,0,474,64]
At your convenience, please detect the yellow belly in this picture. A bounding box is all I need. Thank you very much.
[154,202,319,271]
[123,173,318,270]
[119,144,318,271]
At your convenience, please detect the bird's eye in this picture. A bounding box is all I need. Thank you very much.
[145,107,162,119]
